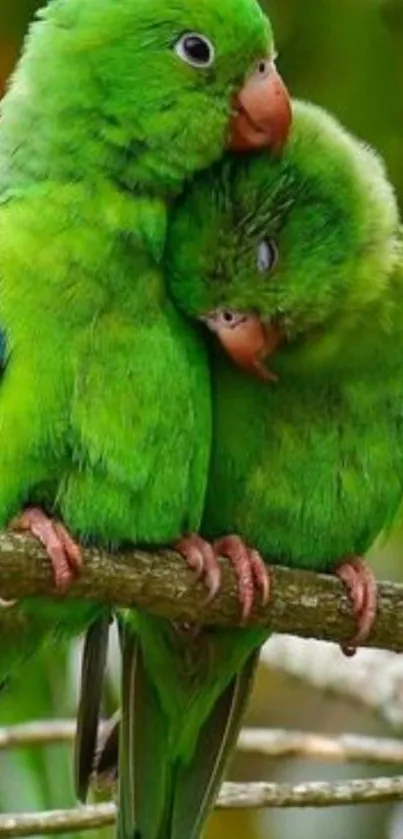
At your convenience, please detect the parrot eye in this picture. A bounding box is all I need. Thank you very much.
[256,50,278,74]
[221,311,241,327]
[257,239,278,274]
[200,310,247,332]
[257,59,274,77]
[174,33,215,69]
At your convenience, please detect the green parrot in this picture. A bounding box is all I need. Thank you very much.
[0,0,292,829]
[94,99,403,836]
[0,0,291,579]
[166,98,402,650]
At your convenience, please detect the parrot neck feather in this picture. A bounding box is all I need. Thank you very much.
[274,283,403,382]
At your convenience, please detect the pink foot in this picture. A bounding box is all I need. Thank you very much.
[175,534,221,602]
[213,535,270,623]
[11,507,82,589]
[335,556,378,657]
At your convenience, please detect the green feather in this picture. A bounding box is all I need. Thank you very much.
[74,613,112,802]
[107,614,266,839]
[0,0,272,562]
[92,99,403,839]
[169,649,259,839]
[0,0,275,827]
[167,99,403,569]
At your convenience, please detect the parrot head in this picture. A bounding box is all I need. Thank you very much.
[167,100,400,379]
[10,0,291,188]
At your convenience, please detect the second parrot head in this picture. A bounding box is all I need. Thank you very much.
[20,0,291,184]
[167,101,400,378]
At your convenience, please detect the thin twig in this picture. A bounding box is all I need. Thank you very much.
[0,805,116,838]
[237,729,403,766]
[3,720,403,768]
[2,776,403,836]
[219,777,403,808]
[0,721,76,750]
[0,532,403,651]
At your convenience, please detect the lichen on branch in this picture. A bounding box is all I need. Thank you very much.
[0,532,402,652]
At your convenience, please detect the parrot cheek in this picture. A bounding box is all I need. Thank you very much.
[228,64,292,154]
[215,316,282,382]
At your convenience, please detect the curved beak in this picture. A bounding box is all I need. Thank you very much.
[203,312,283,382]
[228,62,292,154]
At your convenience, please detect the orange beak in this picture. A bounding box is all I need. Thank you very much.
[228,61,292,154]
[203,312,283,382]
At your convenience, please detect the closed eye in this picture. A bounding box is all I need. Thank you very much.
[257,239,278,274]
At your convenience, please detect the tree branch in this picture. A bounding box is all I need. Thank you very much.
[0,721,76,750]
[237,729,403,766]
[0,532,403,651]
[0,805,116,838]
[1,536,402,835]
[218,777,403,808]
[4,720,403,768]
[3,775,403,836]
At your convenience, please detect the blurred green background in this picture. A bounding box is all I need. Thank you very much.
[0,1,402,838]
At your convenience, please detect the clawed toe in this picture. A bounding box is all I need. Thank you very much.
[11,507,82,590]
[335,556,378,657]
[249,548,271,607]
[176,532,270,620]
[175,534,222,601]
[213,535,270,623]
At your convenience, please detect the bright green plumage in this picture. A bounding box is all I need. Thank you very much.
[0,0,275,833]
[168,100,403,567]
[116,612,263,839]
[95,102,403,838]
[0,0,272,544]
[134,100,403,827]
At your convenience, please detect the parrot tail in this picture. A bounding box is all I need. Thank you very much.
[106,616,262,839]
[167,652,258,839]
[74,613,112,802]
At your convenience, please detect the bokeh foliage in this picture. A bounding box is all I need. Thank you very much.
[268,0,403,207]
